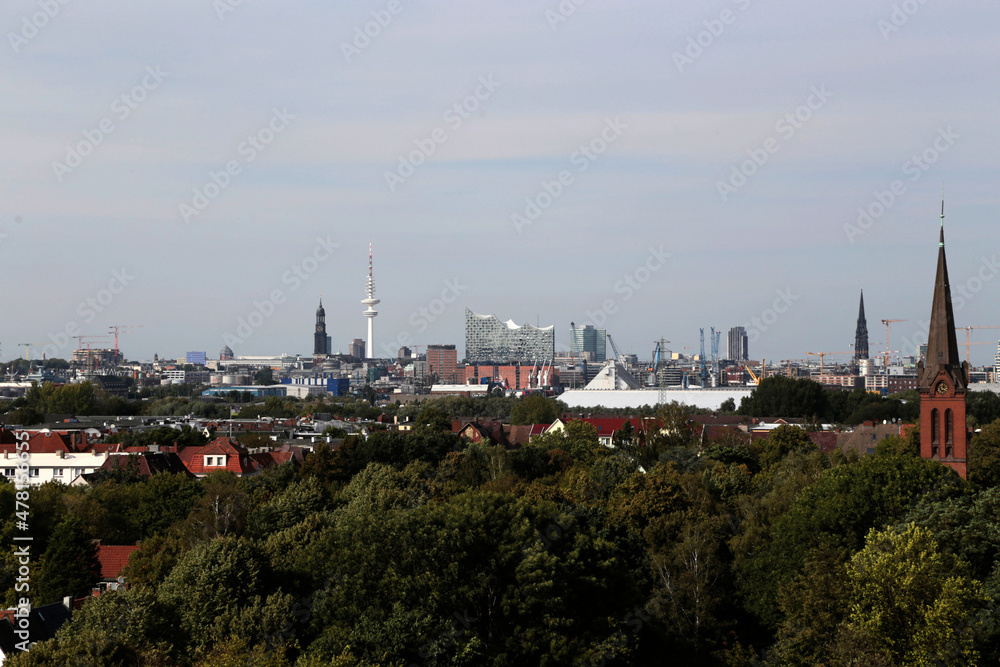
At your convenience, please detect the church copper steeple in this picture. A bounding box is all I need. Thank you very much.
[854,290,869,361]
[917,201,968,478]
[918,203,967,390]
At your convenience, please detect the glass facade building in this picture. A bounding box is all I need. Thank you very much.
[571,325,606,362]
[465,309,555,364]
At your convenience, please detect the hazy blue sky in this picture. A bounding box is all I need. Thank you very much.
[3,1,999,366]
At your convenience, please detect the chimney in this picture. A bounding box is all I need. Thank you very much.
[63,596,72,610]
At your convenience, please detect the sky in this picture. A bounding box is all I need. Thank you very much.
[2,0,999,367]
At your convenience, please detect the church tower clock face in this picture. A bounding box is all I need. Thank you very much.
[317,325,323,332]
[936,381,948,395]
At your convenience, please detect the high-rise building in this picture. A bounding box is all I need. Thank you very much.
[918,202,968,479]
[350,338,365,359]
[427,344,459,383]
[994,340,1000,381]
[186,351,207,366]
[361,244,379,359]
[465,309,555,364]
[854,290,869,360]
[314,299,328,357]
[727,326,748,361]
[571,325,607,362]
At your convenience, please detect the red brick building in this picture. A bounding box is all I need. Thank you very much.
[427,345,459,384]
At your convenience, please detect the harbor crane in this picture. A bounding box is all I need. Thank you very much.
[606,333,625,364]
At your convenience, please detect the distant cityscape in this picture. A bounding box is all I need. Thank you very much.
[5,241,1000,413]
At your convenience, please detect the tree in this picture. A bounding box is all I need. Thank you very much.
[719,398,736,413]
[969,418,1000,488]
[33,516,101,604]
[158,536,270,651]
[738,453,968,628]
[254,368,274,386]
[737,376,827,420]
[414,405,451,432]
[509,394,563,425]
[843,523,987,666]
[758,424,815,469]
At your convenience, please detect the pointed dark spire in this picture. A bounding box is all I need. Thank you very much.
[854,289,869,360]
[919,200,967,389]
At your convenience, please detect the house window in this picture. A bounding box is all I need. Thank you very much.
[29,468,39,477]
[3,468,14,477]
[204,456,227,467]
[53,468,63,477]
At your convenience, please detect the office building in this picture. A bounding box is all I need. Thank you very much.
[727,326,748,361]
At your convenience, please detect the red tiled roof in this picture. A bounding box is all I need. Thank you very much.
[172,437,260,476]
[0,432,72,454]
[95,544,140,582]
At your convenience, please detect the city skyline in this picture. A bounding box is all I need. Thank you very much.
[3,2,999,365]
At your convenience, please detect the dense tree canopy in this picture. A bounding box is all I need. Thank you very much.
[4,393,999,666]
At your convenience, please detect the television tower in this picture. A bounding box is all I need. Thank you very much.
[361,243,379,359]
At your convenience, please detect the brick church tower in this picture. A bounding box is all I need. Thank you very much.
[917,202,969,478]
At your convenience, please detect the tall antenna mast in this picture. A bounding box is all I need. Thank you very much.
[361,243,380,360]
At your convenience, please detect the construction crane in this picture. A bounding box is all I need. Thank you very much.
[955,326,1000,365]
[806,351,854,376]
[781,359,807,378]
[710,326,720,377]
[880,319,906,369]
[18,343,47,364]
[107,325,143,358]
[606,333,625,364]
[73,336,112,372]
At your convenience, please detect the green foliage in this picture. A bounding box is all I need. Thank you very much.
[105,424,209,449]
[738,453,968,628]
[967,390,1000,428]
[738,376,827,420]
[34,516,100,604]
[158,536,270,651]
[969,418,1000,488]
[414,405,452,431]
[254,368,275,386]
[1,406,44,425]
[5,587,178,666]
[844,523,987,666]
[758,425,815,469]
[509,394,564,425]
